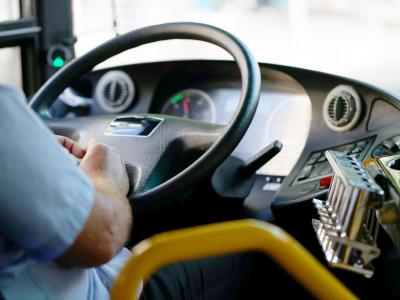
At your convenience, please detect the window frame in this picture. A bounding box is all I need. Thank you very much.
[0,0,75,97]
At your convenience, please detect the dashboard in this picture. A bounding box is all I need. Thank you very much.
[52,61,311,176]
[50,60,400,216]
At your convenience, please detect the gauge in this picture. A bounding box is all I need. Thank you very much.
[161,89,216,123]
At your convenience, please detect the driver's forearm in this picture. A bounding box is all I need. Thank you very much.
[58,181,132,268]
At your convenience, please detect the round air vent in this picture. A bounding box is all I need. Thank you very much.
[322,85,361,132]
[95,70,135,113]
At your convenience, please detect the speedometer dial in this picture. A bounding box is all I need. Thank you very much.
[161,89,216,123]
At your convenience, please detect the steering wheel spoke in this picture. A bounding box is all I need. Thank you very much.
[165,117,224,149]
[46,115,110,142]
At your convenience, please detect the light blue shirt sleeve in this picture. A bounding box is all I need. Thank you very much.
[0,85,94,262]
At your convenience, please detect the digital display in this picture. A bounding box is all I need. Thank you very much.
[218,90,311,176]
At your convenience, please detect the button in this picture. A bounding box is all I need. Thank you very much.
[309,161,331,178]
[356,141,368,148]
[307,152,321,165]
[309,163,325,178]
[343,144,356,154]
[352,146,364,154]
[320,176,333,188]
[319,165,333,176]
[334,145,346,153]
[317,161,331,176]
[298,165,314,181]
[351,141,368,153]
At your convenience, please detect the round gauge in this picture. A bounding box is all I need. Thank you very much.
[161,89,216,123]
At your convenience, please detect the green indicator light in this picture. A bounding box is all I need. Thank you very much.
[171,93,183,104]
[52,56,65,68]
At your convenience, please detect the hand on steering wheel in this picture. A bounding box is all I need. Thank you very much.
[30,23,261,214]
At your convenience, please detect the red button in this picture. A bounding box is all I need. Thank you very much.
[320,176,333,188]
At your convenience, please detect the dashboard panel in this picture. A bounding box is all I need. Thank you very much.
[50,60,400,217]
[52,61,311,177]
[268,67,400,217]
[43,59,400,300]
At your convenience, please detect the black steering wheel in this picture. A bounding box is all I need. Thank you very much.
[30,23,261,214]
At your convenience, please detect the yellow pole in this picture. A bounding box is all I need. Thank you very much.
[112,219,357,300]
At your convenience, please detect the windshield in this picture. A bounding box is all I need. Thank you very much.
[73,0,400,96]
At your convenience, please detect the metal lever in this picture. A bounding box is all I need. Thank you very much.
[312,151,383,278]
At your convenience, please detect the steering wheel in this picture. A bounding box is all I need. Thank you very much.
[30,23,261,214]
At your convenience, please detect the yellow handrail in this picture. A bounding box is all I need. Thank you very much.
[111,219,358,300]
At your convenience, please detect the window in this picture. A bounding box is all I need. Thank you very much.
[0,1,22,89]
[72,0,400,95]
[0,0,19,22]
[0,47,22,89]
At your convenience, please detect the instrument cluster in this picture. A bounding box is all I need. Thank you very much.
[160,89,217,123]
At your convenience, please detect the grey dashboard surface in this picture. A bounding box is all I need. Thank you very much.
[54,61,311,177]
[51,60,400,210]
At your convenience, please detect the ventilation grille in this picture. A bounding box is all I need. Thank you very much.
[95,70,135,113]
[327,93,353,126]
[328,96,348,121]
[323,85,361,132]
[103,79,129,107]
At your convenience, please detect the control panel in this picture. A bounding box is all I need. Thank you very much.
[292,137,374,186]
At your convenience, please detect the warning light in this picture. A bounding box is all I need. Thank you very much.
[52,56,65,68]
[47,45,72,70]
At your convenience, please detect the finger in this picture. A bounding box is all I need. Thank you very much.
[62,137,86,159]
[56,135,86,158]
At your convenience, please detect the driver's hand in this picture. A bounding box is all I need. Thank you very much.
[79,139,129,197]
[55,135,86,158]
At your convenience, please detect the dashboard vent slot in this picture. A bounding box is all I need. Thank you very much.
[95,70,135,113]
[328,96,348,122]
[323,85,361,132]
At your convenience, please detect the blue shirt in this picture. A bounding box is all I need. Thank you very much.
[0,86,131,299]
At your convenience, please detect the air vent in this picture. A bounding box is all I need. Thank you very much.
[95,70,135,113]
[323,85,361,132]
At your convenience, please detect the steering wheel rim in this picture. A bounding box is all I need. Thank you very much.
[30,22,261,214]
